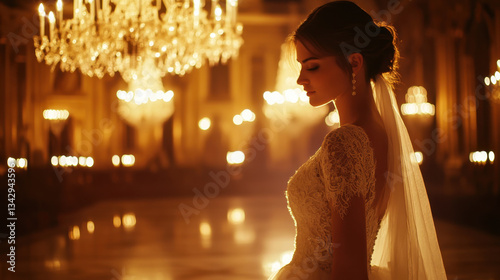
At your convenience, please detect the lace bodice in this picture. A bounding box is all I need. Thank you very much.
[283,124,380,278]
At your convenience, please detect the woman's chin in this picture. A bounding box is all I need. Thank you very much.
[308,99,331,108]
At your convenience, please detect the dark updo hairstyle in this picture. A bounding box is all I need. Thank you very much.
[293,1,399,84]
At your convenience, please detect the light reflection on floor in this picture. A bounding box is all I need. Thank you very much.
[9,195,296,280]
[4,195,500,280]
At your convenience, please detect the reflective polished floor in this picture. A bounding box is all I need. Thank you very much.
[2,195,500,280]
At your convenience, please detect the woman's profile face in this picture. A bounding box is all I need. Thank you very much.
[296,40,351,107]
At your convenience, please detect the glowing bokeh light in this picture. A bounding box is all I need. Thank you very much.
[233,114,243,125]
[86,157,94,167]
[411,151,423,165]
[200,222,212,237]
[485,77,491,86]
[121,154,135,167]
[199,117,211,130]
[227,151,245,165]
[43,109,69,120]
[122,213,137,229]
[87,221,95,234]
[51,156,58,166]
[69,226,80,240]
[325,110,340,127]
[401,86,435,116]
[227,208,246,225]
[113,215,122,228]
[241,109,255,122]
[112,155,120,167]
[469,151,494,165]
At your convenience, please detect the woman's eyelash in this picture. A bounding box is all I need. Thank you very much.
[307,66,319,71]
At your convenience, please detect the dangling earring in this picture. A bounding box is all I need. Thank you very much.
[352,73,357,96]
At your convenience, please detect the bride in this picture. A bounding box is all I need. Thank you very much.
[269,1,447,279]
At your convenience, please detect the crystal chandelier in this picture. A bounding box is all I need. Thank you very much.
[116,74,175,127]
[400,86,435,116]
[34,0,243,82]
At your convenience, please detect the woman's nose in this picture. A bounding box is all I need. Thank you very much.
[296,72,308,86]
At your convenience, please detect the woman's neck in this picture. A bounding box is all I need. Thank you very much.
[334,79,378,127]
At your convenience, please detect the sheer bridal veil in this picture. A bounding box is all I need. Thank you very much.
[370,75,447,279]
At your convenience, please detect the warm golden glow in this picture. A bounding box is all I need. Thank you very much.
[51,156,58,166]
[234,227,255,245]
[113,215,121,228]
[401,86,435,116]
[43,109,69,120]
[199,221,212,248]
[233,109,256,125]
[485,77,491,86]
[233,114,243,125]
[116,76,175,127]
[51,155,93,168]
[200,222,212,237]
[86,157,94,167]
[7,157,28,169]
[325,110,340,127]
[241,109,256,122]
[48,11,55,23]
[38,3,45,16]
[469,151,495,165]
[17,158,27,169]
[116,89,174,105]
[227,151,245,165]
[69,226,80,240]
[121,155,135,167]
[122,213,136,229]
[484,60,500,101]
[227,208,245,225]
[264,250,294,276]
[411,151,423,165]
[87,221,95,234]
[7,157,16,167]
[34,0,243,81]
[112,155,120,167]
[198,117,211,130]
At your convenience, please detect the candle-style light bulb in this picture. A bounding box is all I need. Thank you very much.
[56,0,63,29]
[48,12,55,23]
[38,3,45,15]
[38,3,46,38]
[48,11,55,42]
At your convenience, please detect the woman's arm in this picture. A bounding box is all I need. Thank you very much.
[319,125,374,280]
[330,195,369,280]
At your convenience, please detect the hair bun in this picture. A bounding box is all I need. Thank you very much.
[368,25,397,77]
[293,1,399,82]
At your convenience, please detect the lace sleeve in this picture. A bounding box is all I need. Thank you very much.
[319,125,376,219]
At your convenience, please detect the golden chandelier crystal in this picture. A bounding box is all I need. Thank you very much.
[34,0,243,82]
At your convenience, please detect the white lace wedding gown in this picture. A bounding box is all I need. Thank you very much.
[270,124,381,279]
[269,76,447,280]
